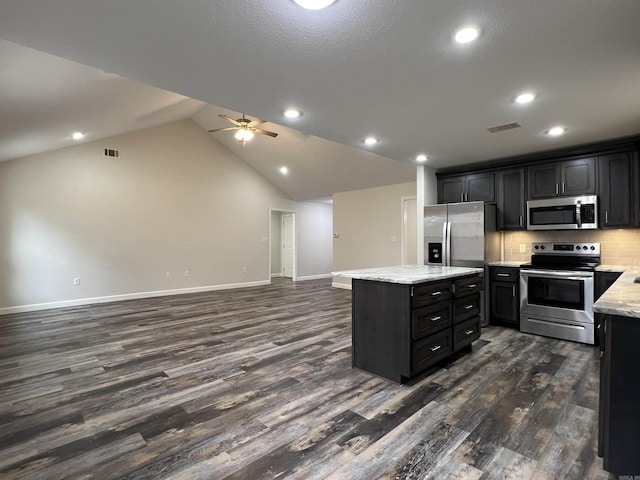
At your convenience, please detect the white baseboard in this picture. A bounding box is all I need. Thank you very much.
[296,273,332,281]
[270,273,283,278]
[331,282,352,290]
[0,280,271,316]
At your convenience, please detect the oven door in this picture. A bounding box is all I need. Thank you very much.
[520,269,594,324]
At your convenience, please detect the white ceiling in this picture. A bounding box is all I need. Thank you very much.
[1,1,639,201]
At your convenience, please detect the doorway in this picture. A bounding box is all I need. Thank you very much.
[270,210,296,281]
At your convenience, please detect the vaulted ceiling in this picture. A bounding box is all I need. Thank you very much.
[1,1,639,201]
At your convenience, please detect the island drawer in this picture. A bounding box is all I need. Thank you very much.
[412,303,452,340]
[490,267,519,283]
[453,317,481,351]
[453,293,481,323]
[411,329,452,374]
[412,280,452,308]
[454,275,483,297]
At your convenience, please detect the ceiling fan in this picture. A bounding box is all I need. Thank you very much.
[207,114,278,146]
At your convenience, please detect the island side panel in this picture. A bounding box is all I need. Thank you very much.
[352,279,410,383]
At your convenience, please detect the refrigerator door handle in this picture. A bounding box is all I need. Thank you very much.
[445,221,452,266]
[441,221,448,266]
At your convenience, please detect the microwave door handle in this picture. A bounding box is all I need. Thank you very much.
[576,201,582,228]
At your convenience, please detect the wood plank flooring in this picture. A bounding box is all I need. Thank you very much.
[0,278,615,479]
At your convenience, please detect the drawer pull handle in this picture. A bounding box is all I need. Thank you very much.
[465,329,474,335]
[430,316,442,322]
[466,284,477,288]
[497,273,510,277]
[431,291,442,296]
[431,345,441,352]
[464,304,474,310]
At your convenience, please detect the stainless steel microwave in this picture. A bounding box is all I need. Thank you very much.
[527,195,598,230]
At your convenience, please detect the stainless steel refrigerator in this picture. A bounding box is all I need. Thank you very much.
[424,201,500,268]
[424,201,501,326]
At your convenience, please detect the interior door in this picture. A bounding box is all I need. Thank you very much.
[402,197,417,265]
[282,214,294,278]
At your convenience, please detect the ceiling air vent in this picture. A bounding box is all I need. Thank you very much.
[486,122,522,134]
[104,148,120,157]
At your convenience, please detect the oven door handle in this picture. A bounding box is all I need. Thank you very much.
[520,269,594,280]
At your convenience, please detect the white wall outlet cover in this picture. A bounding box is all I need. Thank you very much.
[519,244,526,253]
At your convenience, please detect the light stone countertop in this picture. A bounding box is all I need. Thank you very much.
[593,268,640,318]
[595,264,629,273]
[332,265,483,285]
[488,261,527,267]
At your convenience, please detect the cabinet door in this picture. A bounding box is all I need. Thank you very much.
[497,169,525,230]
[490,281,519,327]
[466,173,495,202]
[528,164,560,199]
[598,153,634,228]
[438,177,465,203]
[562,158,596,196]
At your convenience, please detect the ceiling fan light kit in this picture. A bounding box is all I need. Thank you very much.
[208,114,278,146]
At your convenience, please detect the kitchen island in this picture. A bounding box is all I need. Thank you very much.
[334,265,484,383]
[593,268,640,477]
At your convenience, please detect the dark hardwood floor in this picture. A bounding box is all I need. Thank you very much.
[0,278,614,479]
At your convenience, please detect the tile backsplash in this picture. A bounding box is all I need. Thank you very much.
[503,229,640,268]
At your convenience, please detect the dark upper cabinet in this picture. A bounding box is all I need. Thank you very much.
[496,168,526,230]
[598,152,638,228]
[528,157,596,199]
[438,172,495,203]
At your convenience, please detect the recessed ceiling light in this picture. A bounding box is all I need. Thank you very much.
[515,92,535,104]
[547,126,566,137]
[284,108,302,119]
[71,131,85,140]
[363,137,378,145]
[279,166,289,175]
[454,26,479,44]
[416,154,428,163]
[292,0,337,10]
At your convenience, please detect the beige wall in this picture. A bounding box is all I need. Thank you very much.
[504,229,640,267]
[332,182,417,287]
[0,119,333,311]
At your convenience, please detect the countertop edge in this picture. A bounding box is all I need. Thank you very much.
[593,268,640,318]
[332,265,483,285]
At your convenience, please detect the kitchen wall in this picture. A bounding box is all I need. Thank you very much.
[332,182,418,288]
[0,119,333,312]
[504,229,640,267]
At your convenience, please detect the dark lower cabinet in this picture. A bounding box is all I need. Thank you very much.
[351,273,482,383]
[489,266,520,328]
[599,314,640,475]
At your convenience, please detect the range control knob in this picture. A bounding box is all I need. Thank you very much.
[583,245,588,250]
[575,245,581,250]
[534,245,539,250]
[590,246,595,250]
[540,245,545,250]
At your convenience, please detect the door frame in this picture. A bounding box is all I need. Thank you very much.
[269,209,297,282]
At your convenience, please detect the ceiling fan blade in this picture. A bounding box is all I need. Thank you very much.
[207,126,239,133]
[253,128,278,138]
[247,119,267,127]
[218,114,240,126]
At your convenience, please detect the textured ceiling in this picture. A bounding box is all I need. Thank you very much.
[1,1,639,199]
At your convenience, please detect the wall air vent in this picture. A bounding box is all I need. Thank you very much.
[104,148,120,157]
[486,122,522,133]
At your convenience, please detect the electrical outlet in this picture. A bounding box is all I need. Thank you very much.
[242,266,248,273]
[165,271,171,278]
[73,277,80,286]
[184,270,190,277]
[519,244,526,253]
[390,236,397,243]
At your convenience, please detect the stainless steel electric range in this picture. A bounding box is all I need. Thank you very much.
[519,242,600,345]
